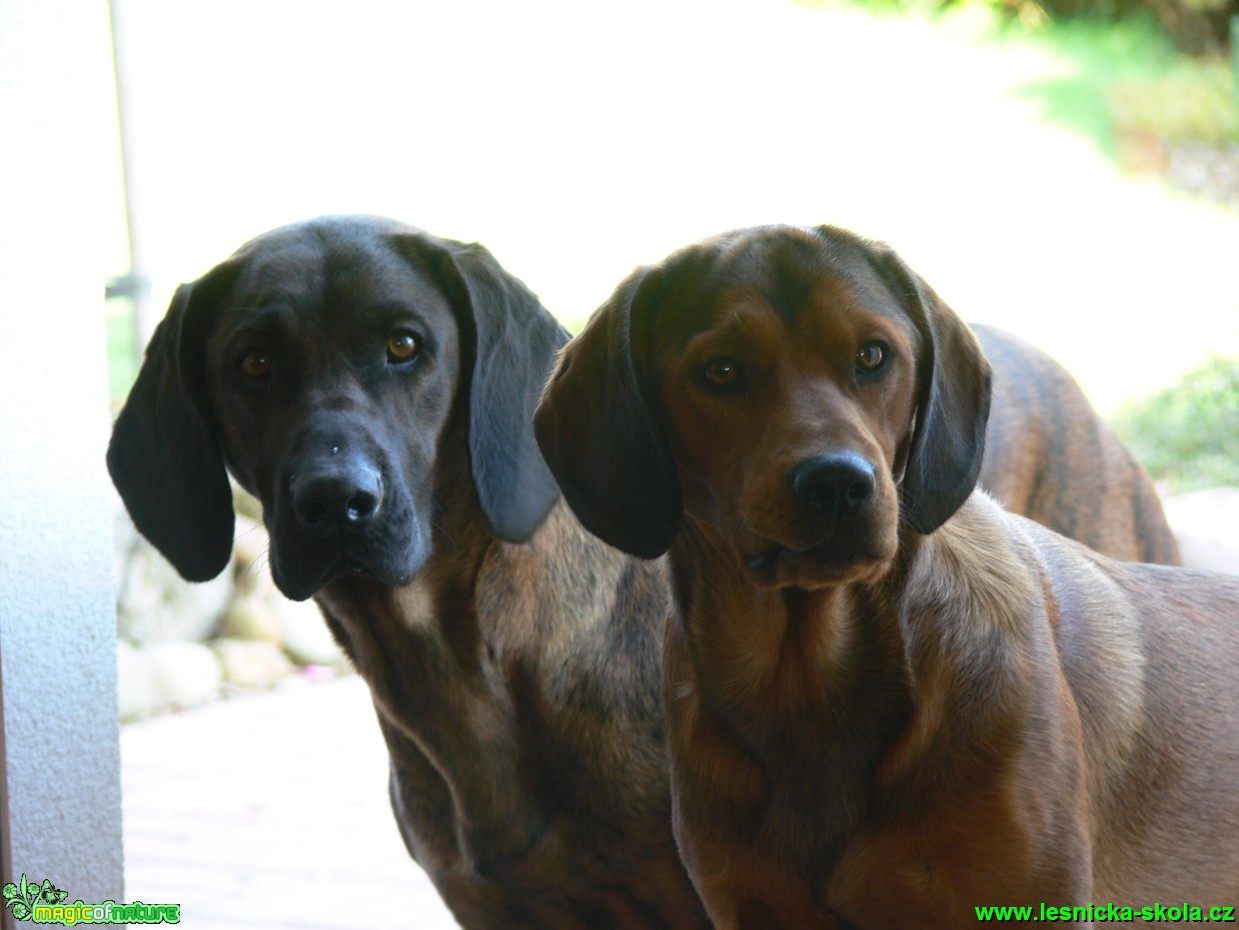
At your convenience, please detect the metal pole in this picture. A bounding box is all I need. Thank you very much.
[1232,15,1238,110]
[106,0,152,346]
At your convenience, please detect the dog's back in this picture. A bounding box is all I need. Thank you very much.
[977,324,1180,566]
[1000,502,1239,903]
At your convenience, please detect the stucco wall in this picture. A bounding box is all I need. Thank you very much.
[0,0,125,909]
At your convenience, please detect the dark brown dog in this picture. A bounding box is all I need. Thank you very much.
[535,224,1239,927]
[975,325,1179,566]
[107,216,711,930]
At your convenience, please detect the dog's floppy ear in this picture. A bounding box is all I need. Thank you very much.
[534,270,682,559]
[106,268,238,581]
[869,245,992,535]
[423,238,569,542]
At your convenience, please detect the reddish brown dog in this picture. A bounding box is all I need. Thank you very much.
[535,225,1239,927]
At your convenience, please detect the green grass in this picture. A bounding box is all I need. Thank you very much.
[1112,355,1239,492]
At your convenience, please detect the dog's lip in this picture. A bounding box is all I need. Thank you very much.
[747,545,786,573]
[273,546,417,600]
[328,551,415,587]
[341,555,370,574]
[747,540,835,572]
[745,539,889,587]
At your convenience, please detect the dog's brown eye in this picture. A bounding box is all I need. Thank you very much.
[241,351,272,382]
[856,341,887,373]
[387,331,420,364]
[701,358,742,390]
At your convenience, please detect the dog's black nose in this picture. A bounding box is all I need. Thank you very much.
[788,453,875,514]
[291,463,383,535]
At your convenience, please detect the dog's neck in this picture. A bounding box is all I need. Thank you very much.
[663,496,1043,901]
[664,504,1032,760]
[315,454,671,875]
[663,518,924,876]
[666,522,917,740]
[330,494,638,711]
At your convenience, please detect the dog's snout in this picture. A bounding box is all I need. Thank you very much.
[788,453,876,515]
[292,462,383,535]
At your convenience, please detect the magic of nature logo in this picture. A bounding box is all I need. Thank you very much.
[3,874,180,924]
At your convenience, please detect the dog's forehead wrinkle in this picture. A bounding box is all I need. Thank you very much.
[221,267,452,365]
[673,293,775,349]
[209,306,311,373]
[690,258,886,350]
[216,301,294,338]
[319,296,441,342]
[233,232,327,289]
[228,263,318,313]
[333,260,454,334]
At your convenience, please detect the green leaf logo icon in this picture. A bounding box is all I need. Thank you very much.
[2,874,68,922]
[36,879,67,906]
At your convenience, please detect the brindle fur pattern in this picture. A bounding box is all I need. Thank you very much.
[107,216,709,929]
[975,325,1179,566]
[534,224,1239,928]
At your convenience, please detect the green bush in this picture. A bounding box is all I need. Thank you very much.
[839,0,1236,52]
[1113,354,1239,492]
[1010,0,1235,53]
[1008,12,1185,155]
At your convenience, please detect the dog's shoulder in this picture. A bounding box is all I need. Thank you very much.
[929,497,1148,712]
[477,499,669,648]
[902,491,1037,636]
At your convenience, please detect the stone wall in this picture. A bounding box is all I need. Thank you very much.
[113,492,350,722]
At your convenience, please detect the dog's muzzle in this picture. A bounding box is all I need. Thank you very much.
[290,454,384,537]
[266,431,426,600]
[787,452,876,519]
[745,451,891,587]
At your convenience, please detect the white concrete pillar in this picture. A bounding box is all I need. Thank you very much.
[0,0,126,915]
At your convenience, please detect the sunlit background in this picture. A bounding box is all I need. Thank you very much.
[106,0,1239,416]
[88,1,1237,925]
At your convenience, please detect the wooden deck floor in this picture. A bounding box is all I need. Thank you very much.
[121,675,461,929]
